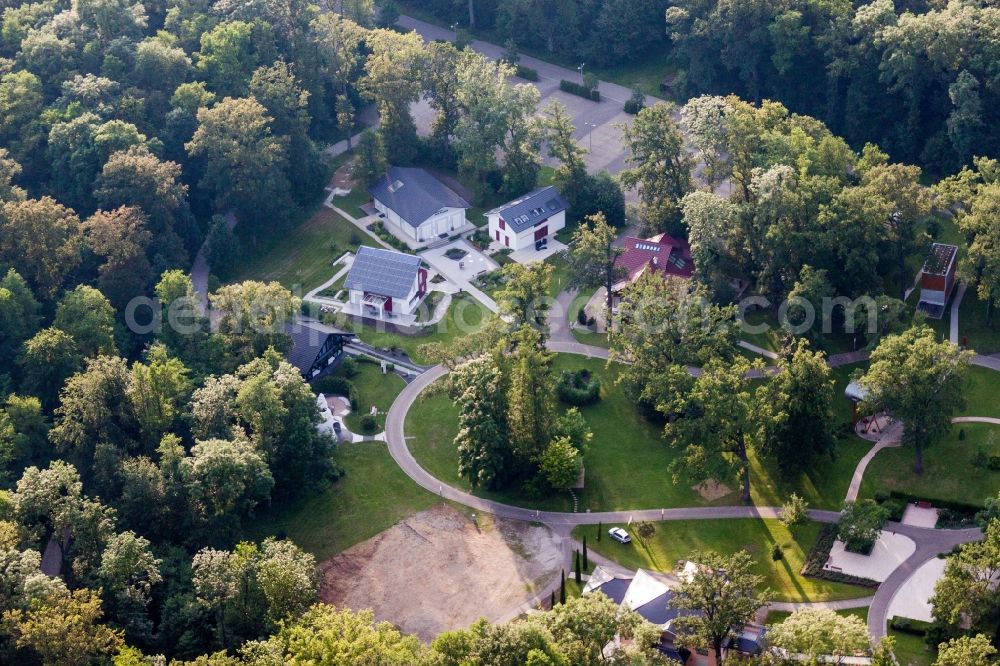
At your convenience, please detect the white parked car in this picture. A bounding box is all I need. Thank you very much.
[608,527,631,544]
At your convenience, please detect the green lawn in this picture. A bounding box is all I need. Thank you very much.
[330,187,371,219]
[546,253,574,299]
[859,423,1000,507]
[890,630,935,666]
[571,329,610,348]
[573,519,871,603]
[248,443,440,560]
[963,365,1000,418]
[406,355,726,512]
[233,206,375,293]
[336,362,406,433]
[956,291,1000,354]
[330,293,491,365]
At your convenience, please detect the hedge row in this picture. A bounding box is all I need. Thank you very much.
[516,64,539,81]
[312,375,359,411]
[556,370,601,406]
[890,617,934,637]
[887,491,984,515]
[800,524,881,589]
[559,79,600,101]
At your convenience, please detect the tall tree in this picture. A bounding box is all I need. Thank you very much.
[84,206,154,310]
[506,325,555,468]
[669,550,769,664]
[543,100,587,205]
[0,197,82,299]
[53,286,117,358]
[18,329,84,410]
[760,341,836,477]
[667,357,768,502]
[186,96,293,234]
[495,261,553,333]
[620,102,695,233]
[768,608,870,665]
[956,181,1000,326]
[359,28,424,165]
[209,281,299,365]
[935,635,997,666]
[610,275,737,415]
[567,213,624,325]
[860,326,972,473]
[451,353,511,490]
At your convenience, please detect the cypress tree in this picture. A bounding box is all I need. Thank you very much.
[597,521,602,542]
[574,550,582,584]
[583,535,589,570]
[559,569,566,604]
[550,590,556,609]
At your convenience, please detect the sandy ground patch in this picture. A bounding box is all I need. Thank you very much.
[317,504,563,641]
[693,479,733,501]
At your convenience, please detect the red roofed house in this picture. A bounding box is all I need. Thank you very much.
[612,234,694,306]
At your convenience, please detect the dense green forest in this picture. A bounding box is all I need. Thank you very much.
[417,0,1000,176]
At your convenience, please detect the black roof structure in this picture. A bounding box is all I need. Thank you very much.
[369,167,470,229]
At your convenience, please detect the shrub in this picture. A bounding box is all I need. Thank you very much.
[800,525,880,588]
[559,79,600,102]
[959,428,966,440]
[889,617,933,637]
[516,64,539,81]
[771,544,784,561]
[557,369,601,406]
[989,456,1000,471]
[779,493,809,528]
[359,413,378,433]
[972,445,989,468]
[340,357,359,378]
[624,86,646,115]
[882,499,906,521]
[586,316,596,327]
[837,500,890,554]
[312,376,358,411]
[873,490,890,503]
[576,308,588,326]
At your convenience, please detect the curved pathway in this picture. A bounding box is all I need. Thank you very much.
[381,328,997,642]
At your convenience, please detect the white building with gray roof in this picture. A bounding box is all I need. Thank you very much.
[344,246,428,319]
[486,186,568,252]
[369,166,471,247]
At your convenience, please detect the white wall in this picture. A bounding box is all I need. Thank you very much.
[374,199,466,244]
[488,209,566,251]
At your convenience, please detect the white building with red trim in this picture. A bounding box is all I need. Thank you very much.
[485,186,568,252]
[344,246,428,319]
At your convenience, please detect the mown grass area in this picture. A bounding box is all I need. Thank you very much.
[956,291,1000,354]
[330,187,370,219]
[406,355,726,512]
[232,206,376,293]
[546,253,574,299]
[335,361,406,433]
[571,329,610,348]
[249,443,440,561]
[573,519,871,603]
[890,630,935,666]
[329,293,490,365]
[858,422,1000,507]
[964,365,1000,418]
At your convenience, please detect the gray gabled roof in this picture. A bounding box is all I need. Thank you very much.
[485,186,568,233]
[369,166,470,229]
[345,246,422,299]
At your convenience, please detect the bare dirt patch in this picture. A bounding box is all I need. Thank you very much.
[331,157,356,191]
[317,504,563,641]
[693,479,733,501]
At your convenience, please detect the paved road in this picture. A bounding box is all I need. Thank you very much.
[383,341,994,641]
[397,14,658,180]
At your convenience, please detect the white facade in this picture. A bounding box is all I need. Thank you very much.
[487,209,566,252]
[373,199,466,244]
[347,274,424,317]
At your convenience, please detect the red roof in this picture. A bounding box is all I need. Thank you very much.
[615,234,694,285]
